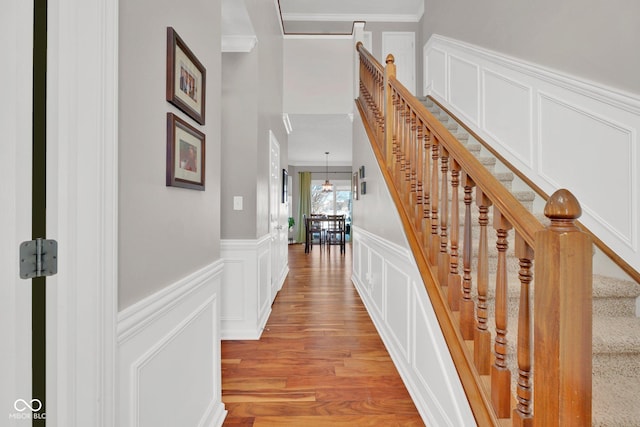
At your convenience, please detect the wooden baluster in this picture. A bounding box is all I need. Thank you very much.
[460,173,476,339]
[534,189,592,427]
[392,94,401,180]
[408,110,417,209]
[438,147,450,286]
[408,108,414,206]
[414,121,424,231]
[384,54,395,166]
[474,188,492,375]
[513,233,533,427]
[422,131,431,250]
[399,102,408,195]
[429,137,440,265]
[448,160,461,311]
[491,208,513,417]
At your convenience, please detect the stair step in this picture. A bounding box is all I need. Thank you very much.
[593,373,640,427]
[421,96,640,427]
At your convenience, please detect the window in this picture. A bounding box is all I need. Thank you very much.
[310,179,352,218]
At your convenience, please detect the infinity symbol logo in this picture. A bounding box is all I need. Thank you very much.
[14,399,43,412]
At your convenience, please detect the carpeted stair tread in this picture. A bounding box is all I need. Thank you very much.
[421,96,640,426]
[593,275,640,298]
[593,317,640,354]
[593,373,640,427]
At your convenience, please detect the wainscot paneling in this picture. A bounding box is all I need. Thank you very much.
[220,236,274,340]
[424,34,640,274]
[352,226,475,426]
[117,260,226,427]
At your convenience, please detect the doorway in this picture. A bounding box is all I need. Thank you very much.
[381,31,416,95]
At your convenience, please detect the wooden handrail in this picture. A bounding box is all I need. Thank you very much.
[427,96,640,285]
[355,42,593,427]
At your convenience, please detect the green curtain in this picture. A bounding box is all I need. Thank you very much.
[296,171,311,243]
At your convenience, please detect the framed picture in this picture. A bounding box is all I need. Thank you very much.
[352,172,359,200]
[166,113,205,190]
[166,27,206,125]
[282,169,288,203]
[359,165,366,179]
[361,181,367,195]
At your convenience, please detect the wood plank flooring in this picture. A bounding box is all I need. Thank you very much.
[221,243,425,426]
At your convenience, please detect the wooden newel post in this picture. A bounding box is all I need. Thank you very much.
[533,189,592,427]
[384,54,396,165]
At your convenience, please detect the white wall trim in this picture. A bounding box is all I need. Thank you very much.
[221,236,273,340]
[222,35,258,53]
[130,296,215,426]
[352,226,475,426]
[45,0,119,425]
[118,262,225,427]
[117,260,224,344]
[281,13,422,23]
[424,34,640,273]
[427,35,640,114]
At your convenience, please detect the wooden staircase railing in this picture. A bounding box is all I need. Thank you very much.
[355,42,593,426]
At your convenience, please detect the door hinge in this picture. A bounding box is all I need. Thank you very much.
[19,238,58,279]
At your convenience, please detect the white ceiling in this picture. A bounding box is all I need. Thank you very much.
[223,0,424,167]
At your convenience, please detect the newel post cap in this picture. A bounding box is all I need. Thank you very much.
[544,189,582,231]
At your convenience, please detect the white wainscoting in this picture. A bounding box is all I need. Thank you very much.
[117,260,226,427]
[220,236,276,339]
[424,34,640,274]
[352,227,475,427]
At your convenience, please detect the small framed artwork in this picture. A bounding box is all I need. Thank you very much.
[352,172,359,200]
[359,165,366,179]
[282,169,288,203]
[166,113,205,190]
[361,181,367,195]
[166,27,206,125]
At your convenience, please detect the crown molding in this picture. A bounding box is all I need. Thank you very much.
[221,35,258,53]
[282,12,422,23]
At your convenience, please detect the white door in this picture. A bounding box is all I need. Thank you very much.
[1,2,35,423]
[3,2,118,425]
[269,132,287,301]
[382,32,416,95]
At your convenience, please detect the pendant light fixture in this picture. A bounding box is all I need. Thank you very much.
[322,151,333,192]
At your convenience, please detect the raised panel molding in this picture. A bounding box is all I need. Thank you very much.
[426,47,447,100]
[482,69,534,168]
[117,260,226,427]
[448,54,480,125]
[352,226,474,426]
[538,92,635,247]
[220,236,273,340]
[424,34,640,272]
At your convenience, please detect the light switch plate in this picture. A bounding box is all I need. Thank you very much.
[233,196,243,211]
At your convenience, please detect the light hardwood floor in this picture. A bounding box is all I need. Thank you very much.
[221,243,425,426]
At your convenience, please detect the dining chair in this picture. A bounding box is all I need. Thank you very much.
[325,214,346,254]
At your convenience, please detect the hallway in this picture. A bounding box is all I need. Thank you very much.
[221,243,425,426]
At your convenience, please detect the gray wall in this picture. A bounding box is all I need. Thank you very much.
[351,112,407,246]
[422,0,640,94]
[221,0,287,239]
[118,0,222,309]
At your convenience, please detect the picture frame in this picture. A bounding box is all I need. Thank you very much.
[166,27,206,125]
[166,113,206,190]
[282,169,288,203]
[352,172,359,200]
[361,181,367,195]
[359,165,366,179]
